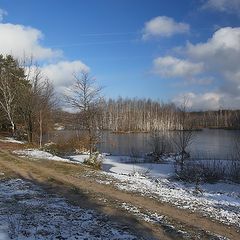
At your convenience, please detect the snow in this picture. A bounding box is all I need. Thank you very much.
[54,123,65,131]
[0,178,138,239]
[120,174,238,225]
[120,203,229,239]
[13,149,71,162]
[0,137,25,144]
[67,154,240,228]
[103,155,174,178]
[70,154,174,178]
[97,156,240,228]
[13,149,240,229]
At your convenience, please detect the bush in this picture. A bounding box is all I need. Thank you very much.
[201,160,226,183]
[175,158,240,183]
[175,159,226,183]
[149,131,173,162]
[174,161,204,183]
[229,160,240,183]
[42,136,89,156]
[83,152,103,170]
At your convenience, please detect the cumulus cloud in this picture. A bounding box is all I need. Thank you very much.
[0,10,90,103]
[150,27,240,109]
[202,0,240,14]
[41,61,90,93]
[173,92,222,111]
[153,56,203,78]
[0,8,7,21]
[142,16,189,39]
[186,27,240,66]
[169,27,240,110]
[186,27,240,87]
[0,23,62,60]
[152,56,210,86]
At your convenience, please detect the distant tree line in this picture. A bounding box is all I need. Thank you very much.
[100,98,178,132]
[1,54,240,148]
[55,99,240,133]
[190,110,240,129]
[100,98,240,132]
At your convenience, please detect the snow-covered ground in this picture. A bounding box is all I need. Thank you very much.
[71,154,240,229]
[0,178,138,239]
[13,149,240,228]
[14,149,70,162]
[0,137,25,144]
[54,123,65,131]
[71,154,174,178]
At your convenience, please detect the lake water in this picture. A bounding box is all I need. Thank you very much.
[45,129,240,159]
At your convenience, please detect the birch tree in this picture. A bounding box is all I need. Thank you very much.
[0,55,26,135]
[18,58,55,144]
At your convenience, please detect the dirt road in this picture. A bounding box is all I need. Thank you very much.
[0,149,239,240]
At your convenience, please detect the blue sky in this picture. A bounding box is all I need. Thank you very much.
[0,0,240,109]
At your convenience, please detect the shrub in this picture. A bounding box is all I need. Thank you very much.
[229,159,240,183]
[149,131,173,162]
[175,158,240,183]
[42,136,89,156]
[83,152,103,170]
[201,160,226,183]
[174,161,204,183]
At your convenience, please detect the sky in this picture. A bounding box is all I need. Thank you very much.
[0,0,240,110]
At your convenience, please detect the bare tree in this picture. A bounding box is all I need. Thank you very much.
[172,97,194,170]
[100,98,177,132]
[19,58,55,144]
[65,72,103,155]
[37,80,55,147]
[230,134,240,182]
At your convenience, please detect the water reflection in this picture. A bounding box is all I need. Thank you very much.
[45,129,240,159]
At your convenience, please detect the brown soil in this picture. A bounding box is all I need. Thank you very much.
[0,147,239,240]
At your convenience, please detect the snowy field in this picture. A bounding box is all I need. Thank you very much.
[13,149,240,229]
[0,137,25,144]
[0,178,138,240]
[14,149,71,163]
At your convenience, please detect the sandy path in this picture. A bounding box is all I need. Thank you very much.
[0,149,239,240]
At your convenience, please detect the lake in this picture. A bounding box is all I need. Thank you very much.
[45,128,240,159]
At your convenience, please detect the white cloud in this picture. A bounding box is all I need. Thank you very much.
[0,8,7,21]
[153,56,203,78]
[0,10,91,106]
[185,27,240,93]
[142,16,189,39]
[0,23,62,60]
[41,61,90,93]
[185,77,213,85]
[202,0,240,14]
[0,17,90,98]
[173,92,222,111]
[187,27,240,63]
[170,27,240,109]
[152,56,210,86]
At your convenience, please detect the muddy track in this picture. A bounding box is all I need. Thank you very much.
[0,149,239,240]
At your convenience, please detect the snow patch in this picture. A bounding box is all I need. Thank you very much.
[0,137,25,144]
[12,149,240,229]
[13,149,71,162]
[0,178,138,239]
